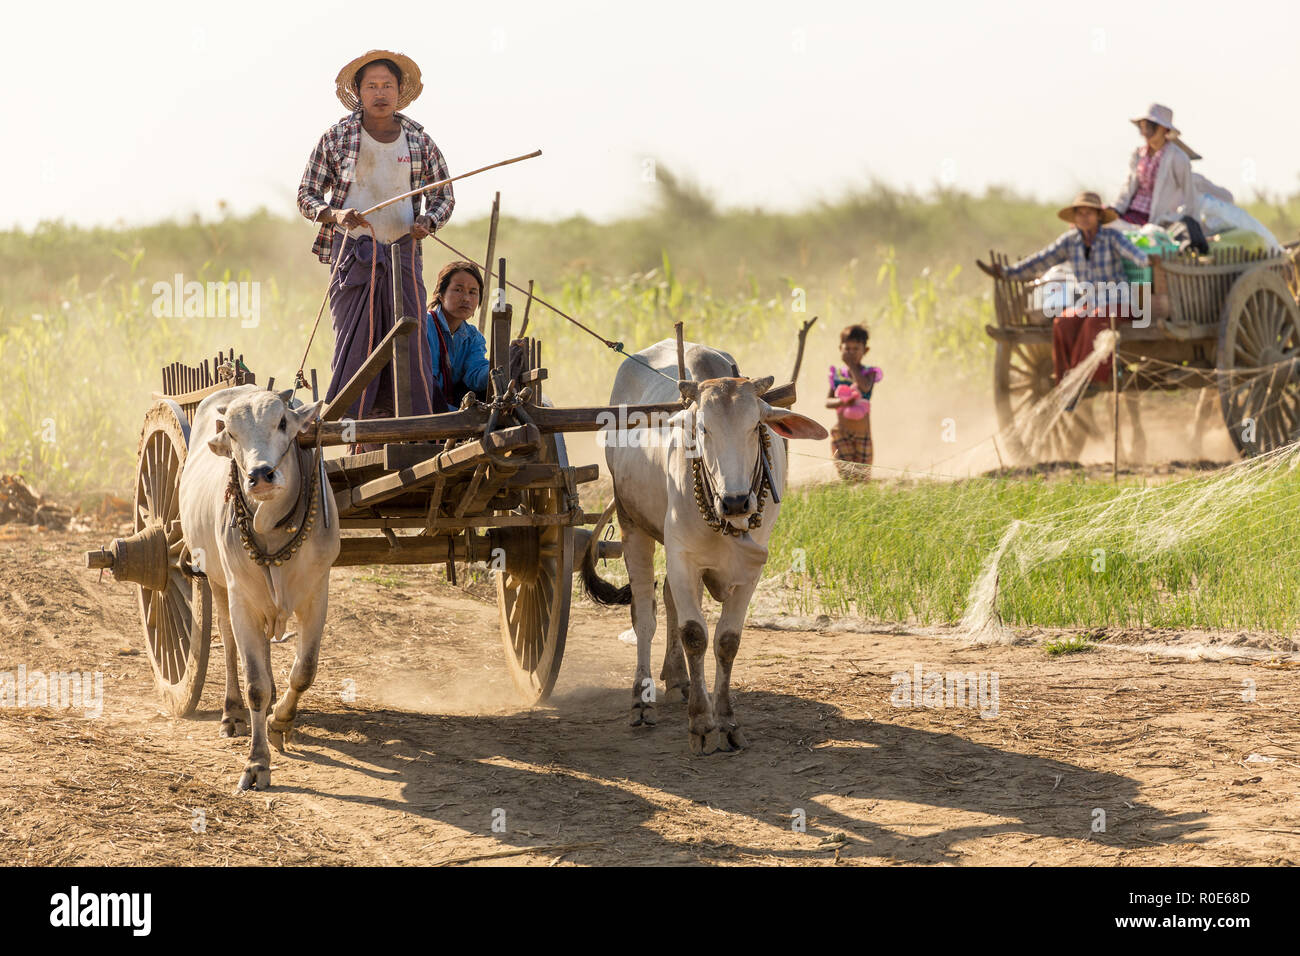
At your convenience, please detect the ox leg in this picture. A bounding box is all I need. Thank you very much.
[212,583,248,738]
[269,590,327,752]
[623,525,659,727]
[712,580,758,752]
[231,601,274,791]
[659,579,689,702]
[667,564,715,755]
[1123,389,1146,464]
[1191,387,1217,458]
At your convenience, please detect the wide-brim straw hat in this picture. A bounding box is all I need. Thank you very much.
[335,50,423,112]
[1057,191,1117,224]
[1130,103,1200,160]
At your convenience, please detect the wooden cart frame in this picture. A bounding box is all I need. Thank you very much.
[88,254,798,716]
[984,243,1300,461]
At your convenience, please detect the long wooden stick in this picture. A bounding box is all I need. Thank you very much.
[1111,314,1119,484]
[477,192,501,332]
[358,151,541,218]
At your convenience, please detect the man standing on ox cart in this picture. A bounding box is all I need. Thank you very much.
[297,49,456,440]
[977,192,1148,397]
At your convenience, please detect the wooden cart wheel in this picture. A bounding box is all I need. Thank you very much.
[993,338,1096,464]
[1216,266,1300,457]
[495,432,574,703]
[135,401,211,716]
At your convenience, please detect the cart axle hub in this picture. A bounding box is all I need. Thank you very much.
[84,524,169,591]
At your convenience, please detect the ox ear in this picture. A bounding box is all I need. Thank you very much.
[760,403,829,441]
[290,400,325,434]
[678,380,699,404]
[208,418,232,457]
[747,375,775,396]
[276,388,295,407]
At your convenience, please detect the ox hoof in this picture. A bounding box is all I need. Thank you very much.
[664,682,689,703]
[268,721,294,752]
[725,726,748,750]
[236,763,271,792]
[629,702,657,727]
[689,732,713,756]
[218,716,247,738]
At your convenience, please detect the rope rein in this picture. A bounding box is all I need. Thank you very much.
[427,233,679,384]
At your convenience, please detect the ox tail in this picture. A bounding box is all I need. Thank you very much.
[580,539,631,605]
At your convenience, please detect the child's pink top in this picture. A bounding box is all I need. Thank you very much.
[830,365,883,418]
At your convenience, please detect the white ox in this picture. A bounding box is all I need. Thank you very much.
[582,341,826,754]
[179,385,339,791]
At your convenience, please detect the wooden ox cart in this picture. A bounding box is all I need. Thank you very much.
[984,242,1300,461]
[86,258,798,716]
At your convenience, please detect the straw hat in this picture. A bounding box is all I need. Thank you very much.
[1130,103,1200,160]
[1057,191,1117,224]
[335,50,423,112]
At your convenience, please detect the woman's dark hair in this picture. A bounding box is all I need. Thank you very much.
[353,58,403,94]
[431,261,484,310]
[840,324,869,345]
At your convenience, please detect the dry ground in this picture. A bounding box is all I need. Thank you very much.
[2,524,1298,866]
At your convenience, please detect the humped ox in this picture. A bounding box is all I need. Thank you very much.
[583,340,827,754]
[179,385,340,791]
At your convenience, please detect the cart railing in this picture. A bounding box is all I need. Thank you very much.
[1157,247,1291,336]
[987,244,1292,335]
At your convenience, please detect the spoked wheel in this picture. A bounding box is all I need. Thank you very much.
[994,338,1097,464]
[134,402,211,716]
[495,432,575,703]
[1216,266,1300,457]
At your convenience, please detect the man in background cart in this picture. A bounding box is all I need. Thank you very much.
[977,192,1148,397]
[297,49,455,431]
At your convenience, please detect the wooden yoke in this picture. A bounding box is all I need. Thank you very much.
[491,256,512,397]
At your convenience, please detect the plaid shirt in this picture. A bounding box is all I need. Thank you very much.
[298,111,454,263]
[1005,227,1148,300]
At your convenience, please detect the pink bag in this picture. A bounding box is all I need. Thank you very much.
[835,383,868,420]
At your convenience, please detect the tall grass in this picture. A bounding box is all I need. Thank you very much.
[768,466,1300,634]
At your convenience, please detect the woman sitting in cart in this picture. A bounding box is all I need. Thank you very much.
[977,191,1148,395]
[425,260,492,407]
[1110,103,1199,228]
[297,49,454,425]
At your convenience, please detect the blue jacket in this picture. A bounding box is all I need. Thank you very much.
[424,305,491,400]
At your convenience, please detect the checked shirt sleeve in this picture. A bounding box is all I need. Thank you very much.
[1004,232,1071,281]
[297,131,336,223]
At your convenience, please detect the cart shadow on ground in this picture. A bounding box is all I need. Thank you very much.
[227,686,1208,864]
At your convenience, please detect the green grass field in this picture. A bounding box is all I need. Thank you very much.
[767,461,1300,634]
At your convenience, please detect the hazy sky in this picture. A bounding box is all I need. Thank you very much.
[4,0,1298,230]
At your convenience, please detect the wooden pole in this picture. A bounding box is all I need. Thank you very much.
[518,279,536,337]
[1111,314,1119,484]
[477,192,501,333]
[790,315,819,383]
[674,321,686,381]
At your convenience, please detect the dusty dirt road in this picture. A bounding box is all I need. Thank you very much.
[2,525,1299,866]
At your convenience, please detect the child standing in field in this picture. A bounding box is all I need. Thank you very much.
[826,324,882,481]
